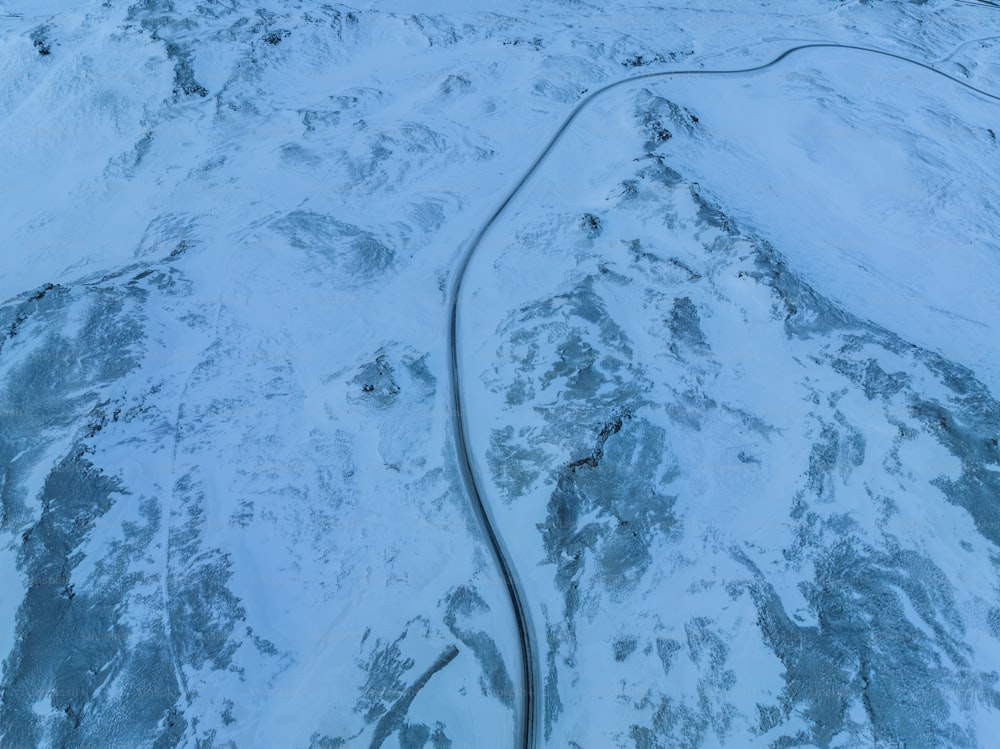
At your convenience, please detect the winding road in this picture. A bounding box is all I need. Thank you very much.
[446,42,1000,749]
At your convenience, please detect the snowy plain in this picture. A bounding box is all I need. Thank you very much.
[1,1,1000,747]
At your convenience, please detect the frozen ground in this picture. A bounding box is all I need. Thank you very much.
[1,1,1000,748]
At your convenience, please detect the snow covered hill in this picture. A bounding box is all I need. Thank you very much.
[2,1,1000,747]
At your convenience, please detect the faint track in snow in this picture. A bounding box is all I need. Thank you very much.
[935,34,1000,64]
[447,42,1000,749]
[162,300,226,746]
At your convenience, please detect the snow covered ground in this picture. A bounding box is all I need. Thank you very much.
[1,1,1000,747]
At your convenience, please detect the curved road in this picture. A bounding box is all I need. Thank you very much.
[446,42,1000,749]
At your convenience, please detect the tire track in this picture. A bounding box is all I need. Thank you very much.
[446,42,999,749]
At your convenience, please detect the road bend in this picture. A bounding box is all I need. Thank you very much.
[446,42,1000,749]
